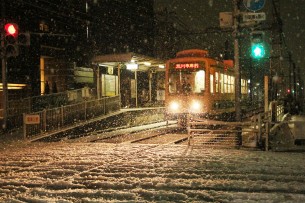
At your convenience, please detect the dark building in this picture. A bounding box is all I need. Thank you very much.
[89,0,155,56]
[1,0,155,100]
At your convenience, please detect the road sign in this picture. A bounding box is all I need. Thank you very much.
[243,0,265,11]
[242,12,266,22]
[219,12,233,28]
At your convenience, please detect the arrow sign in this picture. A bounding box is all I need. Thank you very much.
[243,0,265,11]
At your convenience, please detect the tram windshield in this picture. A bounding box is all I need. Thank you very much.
[168,70,205,94]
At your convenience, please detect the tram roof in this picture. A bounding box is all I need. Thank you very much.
[92,52,165,72]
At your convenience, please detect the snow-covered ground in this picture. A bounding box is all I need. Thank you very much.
[1,141,305,202]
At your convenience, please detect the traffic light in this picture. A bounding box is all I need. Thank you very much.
[250,31,265,59]
[4,23,19,57]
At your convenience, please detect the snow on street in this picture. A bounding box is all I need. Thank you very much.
[1,141,305,202]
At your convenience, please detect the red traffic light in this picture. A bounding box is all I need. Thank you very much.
[4,23,19,57]
[4,23,19,37]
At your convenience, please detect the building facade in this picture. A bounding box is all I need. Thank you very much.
[1,0,155,100]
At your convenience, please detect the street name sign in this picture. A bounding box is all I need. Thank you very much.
[242,12,266,22]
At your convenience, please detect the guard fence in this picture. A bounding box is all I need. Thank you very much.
[187,102,285,151]
[5,88,94,130]
[23,95,120,139]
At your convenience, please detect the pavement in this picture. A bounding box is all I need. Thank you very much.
[290,114,305,139]
[0,127,25,151]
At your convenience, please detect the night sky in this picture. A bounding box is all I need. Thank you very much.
[154,0,305,78]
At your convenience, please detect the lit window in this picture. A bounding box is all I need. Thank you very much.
[210,74,214,93]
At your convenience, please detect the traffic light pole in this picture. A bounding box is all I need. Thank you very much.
[1,0,8,131]
[1,40,8,131]
[233,0,242,145]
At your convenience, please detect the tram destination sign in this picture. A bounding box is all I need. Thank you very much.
[175,63,200,69]
[171,62,205,71]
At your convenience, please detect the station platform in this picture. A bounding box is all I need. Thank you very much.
[0,107,165,148]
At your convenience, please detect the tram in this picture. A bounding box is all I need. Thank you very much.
[165,49,249,124]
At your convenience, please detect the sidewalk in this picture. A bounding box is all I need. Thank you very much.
[0,128,26,151]
[290,114,305,139]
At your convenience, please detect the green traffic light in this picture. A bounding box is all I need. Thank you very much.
[251,43,265,59]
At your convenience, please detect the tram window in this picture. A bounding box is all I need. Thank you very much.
[220,73,223,93]
[215,72,219,93]
[241,79,247,94]
[168,70,206,94]
[169,74,177,93]
[210,74,214,93]
[194,70,205,93]
[168,72,193,94]
[231,76,235,93]
[224,74,228,93]
[228,75,232,93]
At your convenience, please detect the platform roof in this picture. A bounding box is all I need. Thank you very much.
[92,52,165,71]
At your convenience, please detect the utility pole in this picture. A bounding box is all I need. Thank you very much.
[1,0,8,131]
[233,0,242,146]
[233,0,241,123]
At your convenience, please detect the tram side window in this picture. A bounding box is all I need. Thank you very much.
[241,79,247,94]
[215,72,219,93]
[220,73,224,93]
[231,76,235,93]
[210,74,214,93]
[224,74,228,93]
[227,75,232,93]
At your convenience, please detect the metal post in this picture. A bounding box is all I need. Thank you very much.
[84,100,87,120]
[233,0,241,122]
[1,1,8,131]
[1,47,8,131]
[97,65,100,99]
[233,0,242,146]
[118,64,121,105]
[61,106,64,126]
[43,109,47,132]
[135,70,138,107]
[264,76,269,112]
[23,113,26,139]
[265,112,269,151]
[149,71,152,102]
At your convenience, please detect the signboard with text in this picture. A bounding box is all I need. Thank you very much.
[25,114,40,124]
[242,12,266,22]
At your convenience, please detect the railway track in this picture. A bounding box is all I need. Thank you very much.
[71,122,189,145]
[35,119,240,148]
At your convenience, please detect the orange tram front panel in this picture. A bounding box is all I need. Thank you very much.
[165,49,247,118]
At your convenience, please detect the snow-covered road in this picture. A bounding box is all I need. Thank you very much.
[1,142,305,202]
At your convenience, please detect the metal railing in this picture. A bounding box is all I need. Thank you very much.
[23,95,120,139]
[187,112,271,149]
[5,88,94,129]
[187,103,285,151]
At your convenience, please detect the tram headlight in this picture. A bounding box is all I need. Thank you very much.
[169,101,180,112]
[190,100,201,112]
